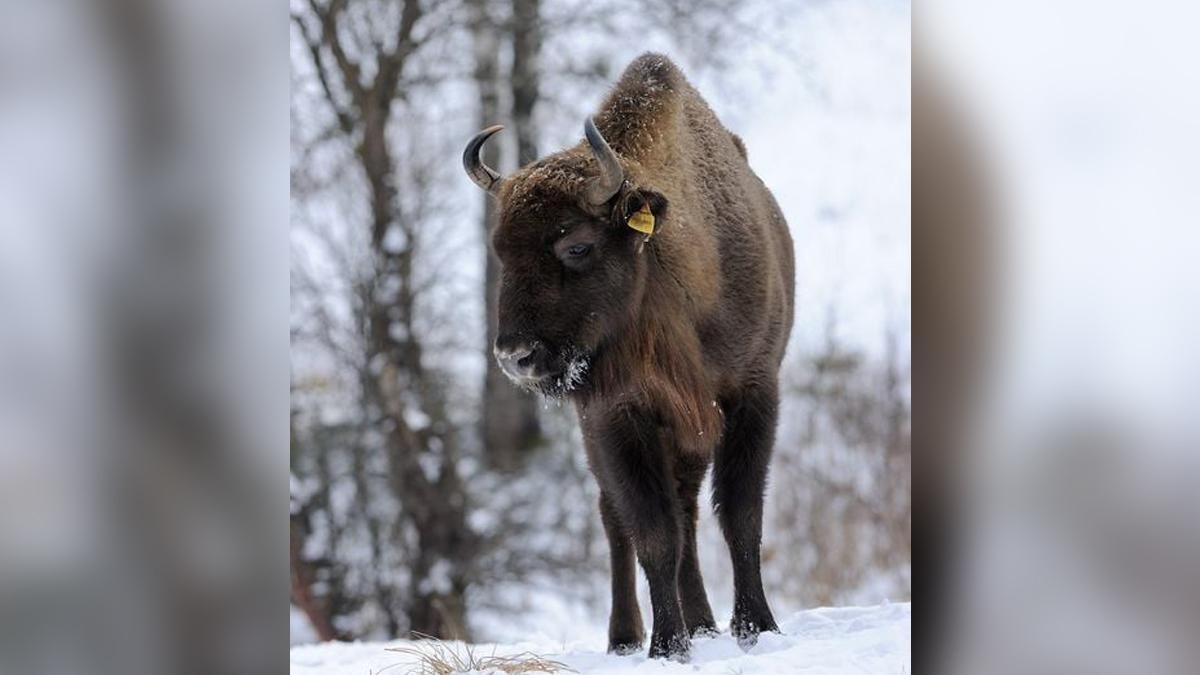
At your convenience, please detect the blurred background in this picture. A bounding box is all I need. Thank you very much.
[0,2,286,675]
[288,0,910,645]
[920,2,1200,673]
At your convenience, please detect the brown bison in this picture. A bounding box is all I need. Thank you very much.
[463,53,794,660]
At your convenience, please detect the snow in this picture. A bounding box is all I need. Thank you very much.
[292,606,319,646]
[289,602,910,674]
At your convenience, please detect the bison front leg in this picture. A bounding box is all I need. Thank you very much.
[634,516,689,660]
[595,408,690,661]
[675,454,717,637]
[599,492,644,654]
[713,382,781,649]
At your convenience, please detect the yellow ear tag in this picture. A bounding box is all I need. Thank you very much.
[627,203,655,235]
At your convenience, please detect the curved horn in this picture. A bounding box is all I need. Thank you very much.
[463,125,505,194]
[584,117,624,205]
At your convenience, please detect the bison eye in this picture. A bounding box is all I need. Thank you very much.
[565,243,592,258]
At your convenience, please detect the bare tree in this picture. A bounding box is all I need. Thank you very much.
[471,0,546,472]
[291,0,478,639]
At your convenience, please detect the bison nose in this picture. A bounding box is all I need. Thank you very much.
[494,337,537,380]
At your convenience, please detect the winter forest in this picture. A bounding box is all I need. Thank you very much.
[289,0,910,647]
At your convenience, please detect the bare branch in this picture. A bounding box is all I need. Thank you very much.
[307,0,367,108]
[292,10,357,135]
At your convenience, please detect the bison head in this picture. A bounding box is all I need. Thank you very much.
[463,119,668,397]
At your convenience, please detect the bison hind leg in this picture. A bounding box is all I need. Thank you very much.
[712,380,782,649]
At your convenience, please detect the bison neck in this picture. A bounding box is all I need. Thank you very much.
[579,286,722,454]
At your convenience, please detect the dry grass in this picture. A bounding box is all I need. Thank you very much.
[374,637,575,675]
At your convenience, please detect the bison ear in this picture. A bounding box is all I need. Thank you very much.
[615,189,669,236]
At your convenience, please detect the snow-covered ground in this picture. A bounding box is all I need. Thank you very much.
[290,602,910,674]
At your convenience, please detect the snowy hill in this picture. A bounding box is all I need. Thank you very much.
[290,603,910,674]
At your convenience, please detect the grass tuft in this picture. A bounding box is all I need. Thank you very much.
[375,636,575,675]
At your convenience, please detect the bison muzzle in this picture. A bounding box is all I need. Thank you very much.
[463,53,795,660]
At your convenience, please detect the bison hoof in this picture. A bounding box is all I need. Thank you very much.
[607,639,643,656]
[690,622,720,639]
[608,623,644,656]
[647,632,691,662]
[731,614,780,650]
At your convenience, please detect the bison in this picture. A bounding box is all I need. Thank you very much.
[463,53,794,660]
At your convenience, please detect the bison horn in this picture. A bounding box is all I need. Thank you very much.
[584,117,624,205]
[463,125,505,195]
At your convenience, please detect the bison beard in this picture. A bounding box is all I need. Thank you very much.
[464,53,795,660]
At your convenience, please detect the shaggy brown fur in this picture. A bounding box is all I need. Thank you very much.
[468,53,794,660]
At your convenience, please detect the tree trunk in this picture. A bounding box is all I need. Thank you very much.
[472,0,543,471]
[407,587,469,640]
[511,0,542,165]
[351,45,476,639]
